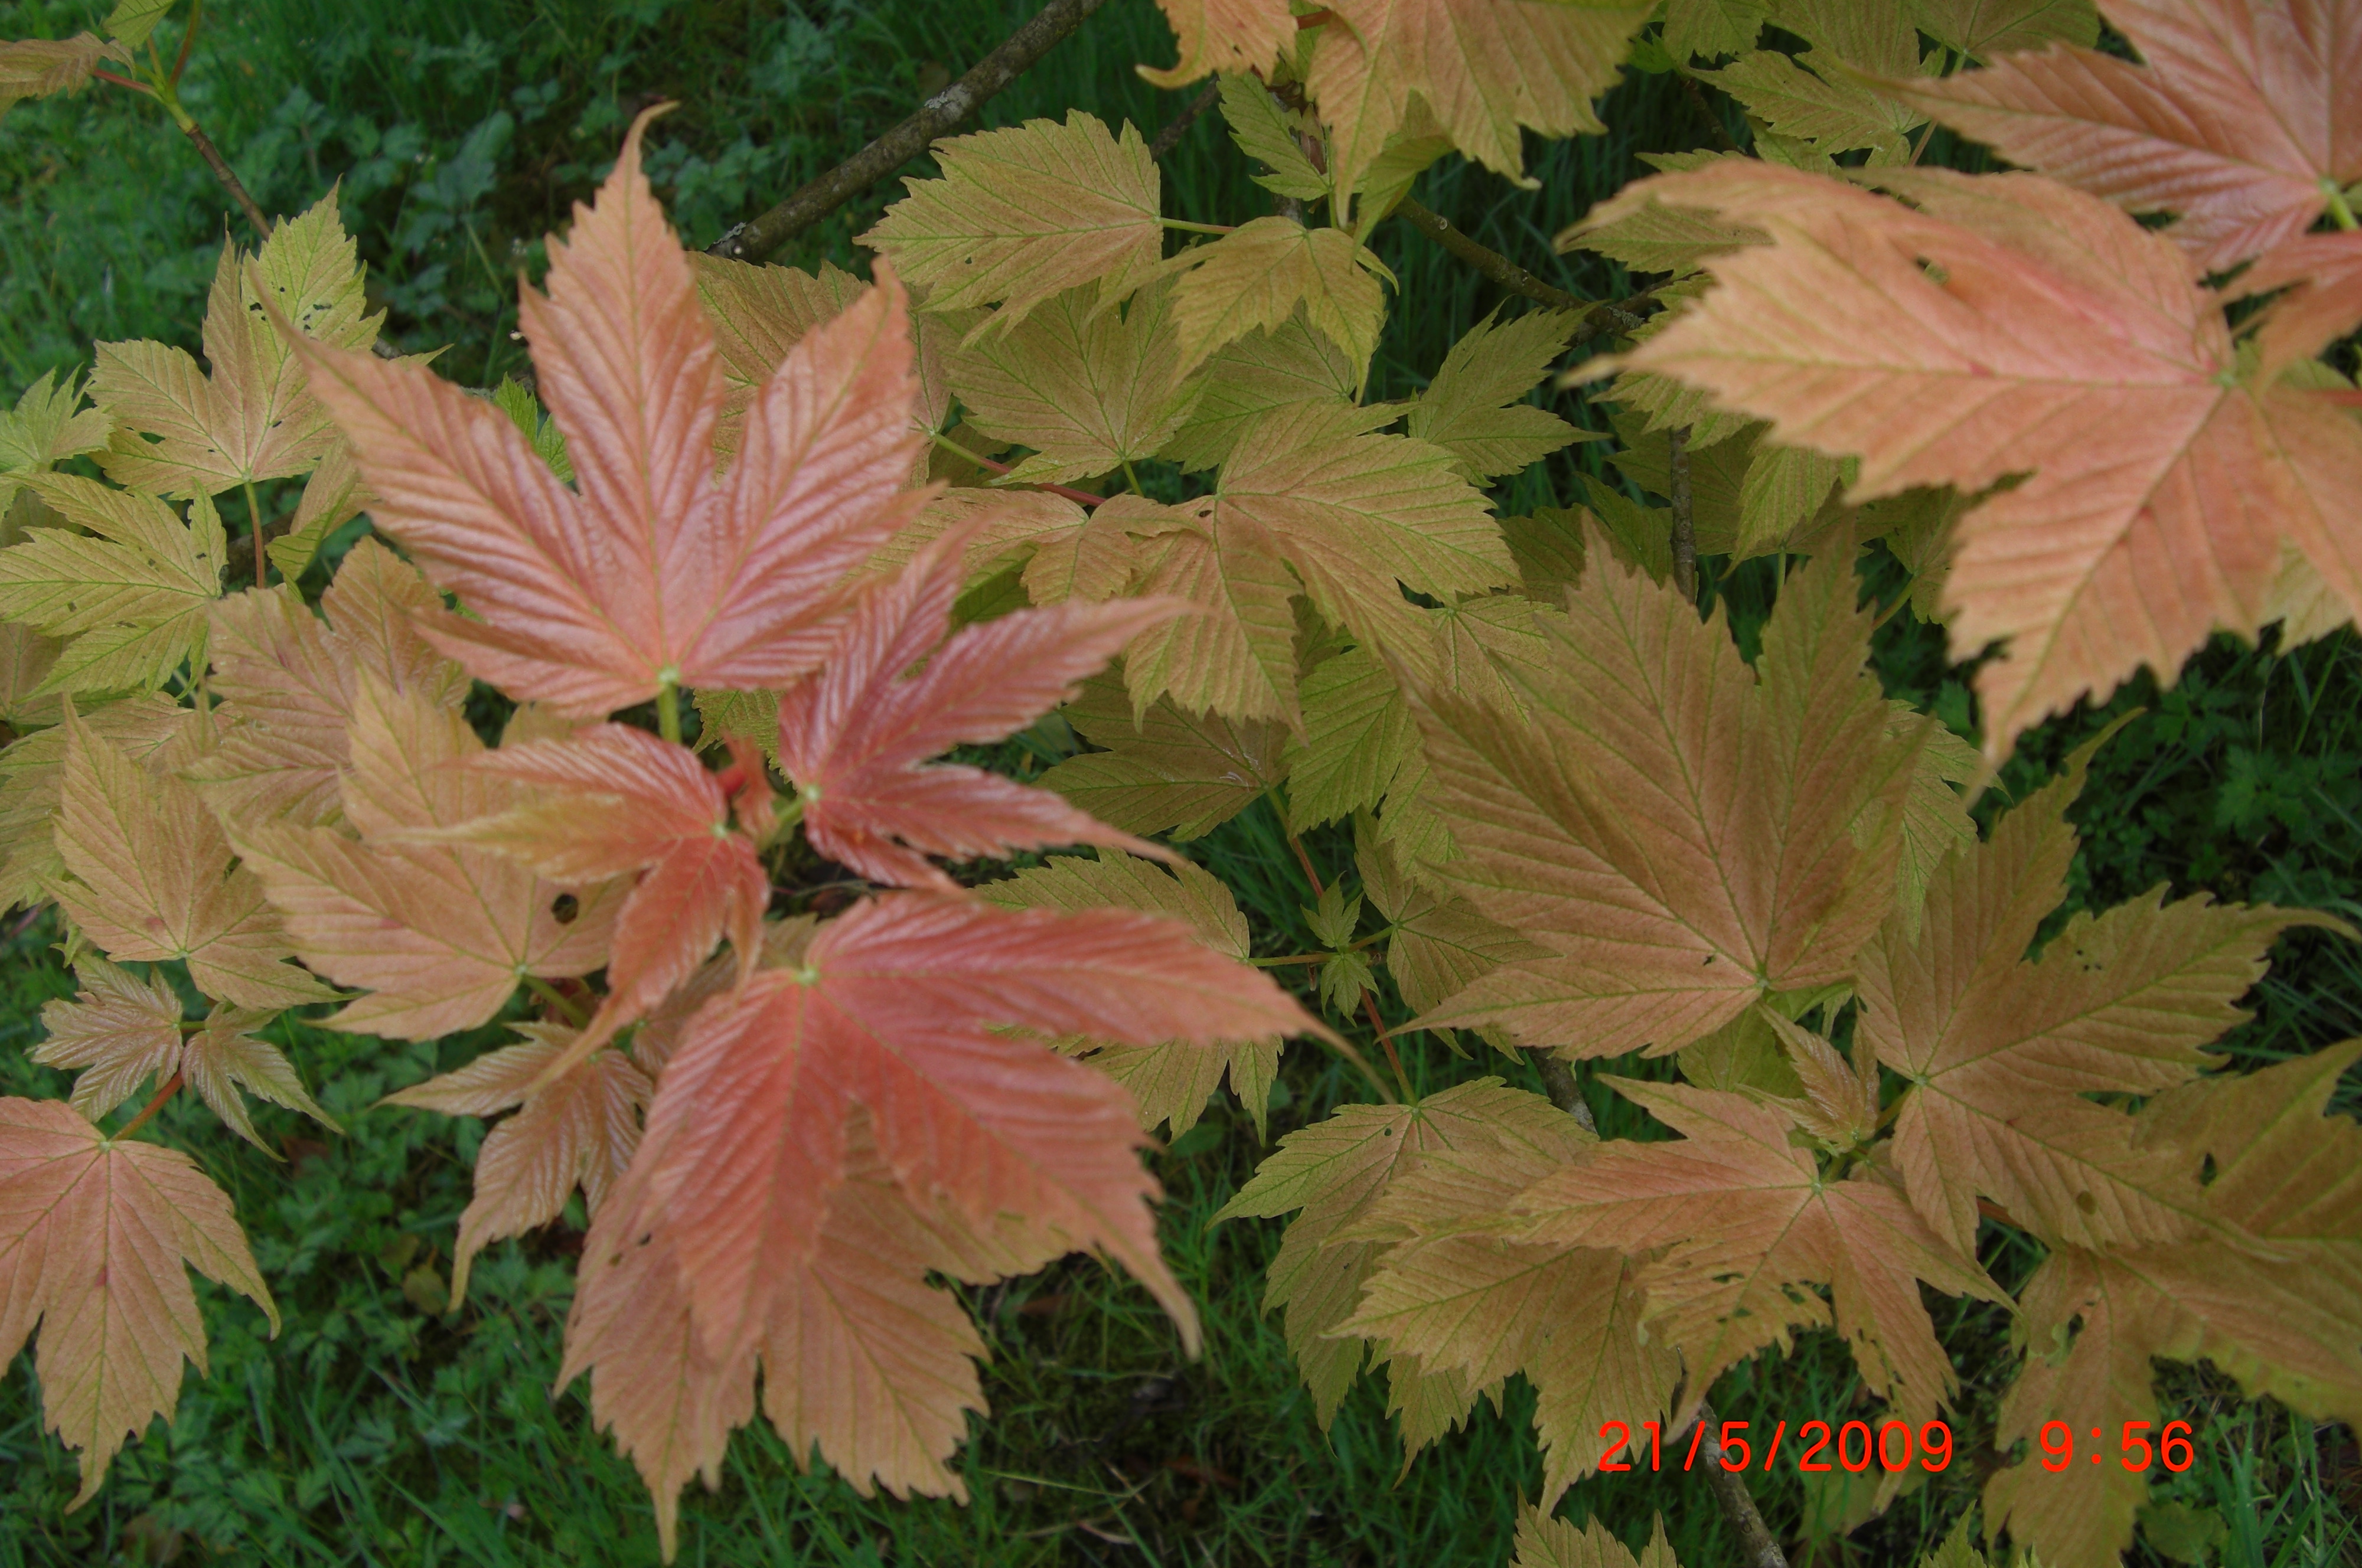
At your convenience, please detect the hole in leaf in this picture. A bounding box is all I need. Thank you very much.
[551,893,579,925]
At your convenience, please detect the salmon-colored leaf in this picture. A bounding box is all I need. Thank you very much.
[578,890,1322,1371]
[1896,0,2362,269]
[32,958,184,1121]
[0,1097,275,1507]
[775,540,1185,888]
[1578,162,2362,760]
[385,1023,650,1305]
[1405,533,1915,1056]
[279,112,928,716]
[234,675,622,1038]
[51,703,334,1010]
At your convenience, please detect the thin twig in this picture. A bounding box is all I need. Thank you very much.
[184,119,272,241]
[169,0,203,87]
[712,0,1113,263]
[1394,198,1655,346]
[1149,80,1222,160]
[1694,1400,1792,1568]
[1395,198,1588,311]
[115,1073,184,1140]
[925,428,1106,508]
[1668,424,1698,603]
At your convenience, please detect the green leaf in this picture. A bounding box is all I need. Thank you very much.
[0,371,112,509]
[1407,310,1592,481]
[1284,648,1415,829]
[490,378,575,485]
[1039,671,1286,839]
[1218,73,1327,201]
[859,112,1163,337]
[0,476,226,696]
[103,0,175,47]
[1163,218,1389,377]
[1305,884,1363,950]
[1160,316,1366,473]
[947,282,1195,485]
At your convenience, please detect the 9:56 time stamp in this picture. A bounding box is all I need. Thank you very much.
[1597,1417,2199,1476]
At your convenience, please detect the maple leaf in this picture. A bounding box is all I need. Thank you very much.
[384,1023,651,1305]
[1513,1079,2004,1428]
[860,113,1163,335]
[1160,314,1363,473]
[1074,495,1304,728]
[559,894,1320,1541]
[1141,0,1295,86]
[690,254,865,456]
[1406,531,1915,1057]
[945,281,1196,485]
[1982,1041,2362,1568]
[186,538,465,825]
[0,692,183,906]
[1302,0,1652,217]
[1405,309,1590,482]
[978,852,1282,1137]
[0,371,112,511]
[50,702,335,1010]
[0,33,128,120]
[281,110,929,717]
[1286,649,1416,828]
[176,1004,341,1154]
[1209,402,1513,664]
[0,1096,276,1505]
[1907,0,2098,60]
[421,721,773,1072]
[1038,671,1289,839]
[1698,48,1923,164]
[775,537,1183,890]
[1896,0,2361,270]
[0,473,227,697]
[32,957,184,1121]
[235,674,621,1038]
[563,1108,1045,1556]
[1356,834,1540,1020]
[1160,218,1389,377]
[1577,162,2362,761]
[93,191,383,498]
[1513,1509,1682,1568]
[33,958,337,1151]
[1215,1078,1590,1422]
[1332,1122,1676,1495]
[1218,73,1331,204]
[1860,731,2344,1257]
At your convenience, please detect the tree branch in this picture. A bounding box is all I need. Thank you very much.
[1393,198,1654,345]
[1533,1056,1598,1133]
[1668,423,1699,603]
[1148,79,1222,160]
[1695,1400,1792,1568]
[181,117,272,241]
[712,0,1113,263]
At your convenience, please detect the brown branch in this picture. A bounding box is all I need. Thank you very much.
[1394,198,1654,345]
[1396,198,1587,311]
[1694,1400,1792,1568]
[183,118,272,242]
[1533,1056,1599,1133]
[1668,423,1698,603]
[712,0,1113,263]
[1149,79,1222,160]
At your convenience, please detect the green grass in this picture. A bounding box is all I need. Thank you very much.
[4,0,2361,1563]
